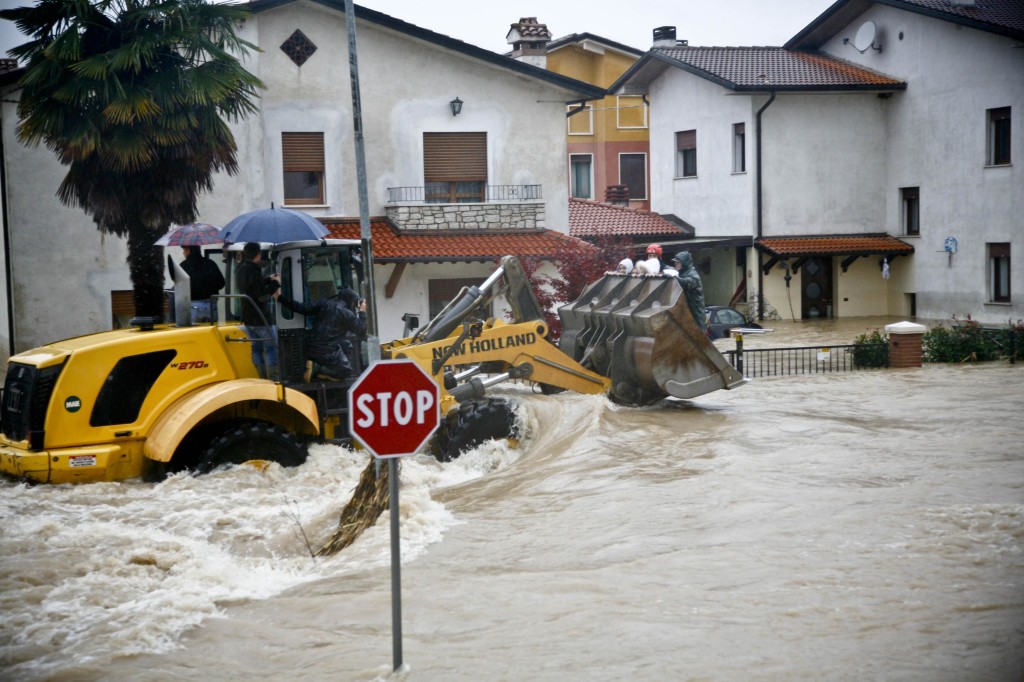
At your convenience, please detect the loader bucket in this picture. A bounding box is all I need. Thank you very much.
[558,274,748,406]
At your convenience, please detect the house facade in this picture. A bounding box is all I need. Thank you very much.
[612,0,1022,324]
[542,29,650,211]
[0,2,603,357]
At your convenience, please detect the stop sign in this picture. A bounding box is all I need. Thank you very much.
[348,359,441,459]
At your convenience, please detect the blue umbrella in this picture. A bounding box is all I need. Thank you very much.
[218,206,330,245]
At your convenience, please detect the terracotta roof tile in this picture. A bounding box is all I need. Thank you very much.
[757,235,915,256]
[509,17,552,40]
[323,218,589,263]
[569,198,692,239]
[655,46,905,89]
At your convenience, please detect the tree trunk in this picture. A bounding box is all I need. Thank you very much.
[127,222,170,318]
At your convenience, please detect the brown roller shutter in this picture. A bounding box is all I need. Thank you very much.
[676,130,696,150]
[282,132,325,171]
[424,132,487,182]
[990,243,1010,258]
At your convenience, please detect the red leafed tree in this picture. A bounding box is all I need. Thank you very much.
[516,235,631,340]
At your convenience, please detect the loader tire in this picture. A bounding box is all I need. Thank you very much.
[432,397,519,463]
[194,422,307,474]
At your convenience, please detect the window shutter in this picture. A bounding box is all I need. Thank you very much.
[424,132,487,182]
[283,132,325,171]
[676,130,696,150]
[990,243,1010,258]
[735,123,745,135]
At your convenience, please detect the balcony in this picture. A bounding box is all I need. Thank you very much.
[385,184,545,231]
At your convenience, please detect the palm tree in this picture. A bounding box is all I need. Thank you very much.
[1,0,262,317]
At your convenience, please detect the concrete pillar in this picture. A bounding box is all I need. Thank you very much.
[885,321,927,368]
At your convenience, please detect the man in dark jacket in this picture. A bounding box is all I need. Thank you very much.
[273,286,367,381]
[671,251,707,333]
[235,242,280,378]
[180,246,225,322]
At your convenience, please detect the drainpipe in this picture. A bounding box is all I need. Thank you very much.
[1,102,13,358]
[755,90,776,321]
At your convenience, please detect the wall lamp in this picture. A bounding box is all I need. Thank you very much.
[449,97,463,116]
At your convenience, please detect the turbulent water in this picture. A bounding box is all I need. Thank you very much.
[2,317,1022,681]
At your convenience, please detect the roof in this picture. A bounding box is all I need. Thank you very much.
[787,0,1024,49]
[546,32,645,58]
[569,198,693,240]
[756,234,915,257]
[246,1,605,100]
[613,46,906,94]
[323,218,591,263]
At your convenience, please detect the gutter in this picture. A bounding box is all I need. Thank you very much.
[755,90,776,321]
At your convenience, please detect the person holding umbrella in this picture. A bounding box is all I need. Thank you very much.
[179,246,225,322]
[236,242,281,380]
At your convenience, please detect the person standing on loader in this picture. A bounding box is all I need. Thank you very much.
[273,286,367,381]
[235,242,280,379]
[671,251,707,333]
[179,246,225,322]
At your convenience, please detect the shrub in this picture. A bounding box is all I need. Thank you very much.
[851,328,889,368]
[923,316,1018,363]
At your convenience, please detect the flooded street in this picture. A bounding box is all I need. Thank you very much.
[2,317,1023,681]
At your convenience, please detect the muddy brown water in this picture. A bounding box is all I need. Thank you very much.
[2,317,1022,681]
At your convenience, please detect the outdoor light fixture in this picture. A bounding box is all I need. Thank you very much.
[449,97,463,116]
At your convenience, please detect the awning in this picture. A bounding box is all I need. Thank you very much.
[756,234,914,275]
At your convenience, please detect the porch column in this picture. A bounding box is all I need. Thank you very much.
[885,321,927,368]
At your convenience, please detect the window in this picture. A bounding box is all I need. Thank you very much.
[567,104,594,136]
[616,96,647,129]
[901,187,920,236]
[282,132,325,205]
[570,154,593,199]
[429,278,492,319]
[675,130,696,178]
[989,243,1011,303]
[619,153,647,201]
[732,123,745,173]
[987,107,1011,166]
[423,132,487,203]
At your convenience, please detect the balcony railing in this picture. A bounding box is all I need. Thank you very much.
[386,184,542,204]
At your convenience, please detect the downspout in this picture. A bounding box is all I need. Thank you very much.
[755,90,776,321]
[1,99,13,358]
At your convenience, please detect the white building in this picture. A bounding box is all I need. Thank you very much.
[612,0,1022,324]
[0,1,603,357]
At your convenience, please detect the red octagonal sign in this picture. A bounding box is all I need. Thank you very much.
[348,359,441,459]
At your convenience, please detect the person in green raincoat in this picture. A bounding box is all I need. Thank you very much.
[671,251,707,333]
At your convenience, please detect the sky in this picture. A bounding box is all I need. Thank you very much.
[1,0,839,58]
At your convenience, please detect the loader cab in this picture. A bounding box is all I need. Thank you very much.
[222,239,365,383]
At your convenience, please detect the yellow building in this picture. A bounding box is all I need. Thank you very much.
[507,19,650,210]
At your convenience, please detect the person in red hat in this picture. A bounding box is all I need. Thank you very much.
[637,243,663,275]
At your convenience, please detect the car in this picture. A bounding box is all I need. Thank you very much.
[705,305,763,340]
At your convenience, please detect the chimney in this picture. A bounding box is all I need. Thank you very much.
[652,26,686,48]
[605,185,630,206]
[507,17,551,68]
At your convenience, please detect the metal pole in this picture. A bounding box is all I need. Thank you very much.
[344,0,380,364]
[388,457,403,671]
[344,0,397,671]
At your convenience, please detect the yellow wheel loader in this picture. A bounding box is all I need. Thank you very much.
[0,242,746,484]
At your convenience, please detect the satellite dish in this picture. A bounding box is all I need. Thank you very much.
[853,21,877,53]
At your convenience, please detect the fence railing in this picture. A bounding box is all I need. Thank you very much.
[386,184,542,204]
[722,341,889,378]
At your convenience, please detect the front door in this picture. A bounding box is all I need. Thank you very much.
[801,257,832,319]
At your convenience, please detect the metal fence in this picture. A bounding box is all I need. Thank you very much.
[386,184,542,204]
[721,342,889,378]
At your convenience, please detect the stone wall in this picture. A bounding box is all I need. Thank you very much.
[386,202,545,231]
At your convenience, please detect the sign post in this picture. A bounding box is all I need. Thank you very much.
[348,359,441,671]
